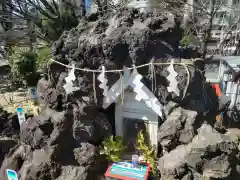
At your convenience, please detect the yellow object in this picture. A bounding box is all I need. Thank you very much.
[216,114,221,121]
[216,112,223,121]
[26,100,40,115]
[10,100,40,115]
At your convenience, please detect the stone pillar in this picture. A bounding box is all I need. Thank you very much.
[183,0,194,27]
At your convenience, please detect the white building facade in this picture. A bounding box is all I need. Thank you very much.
[184,0,240,55]
[88,0,149,14]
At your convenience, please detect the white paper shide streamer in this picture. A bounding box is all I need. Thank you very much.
[167,60,180,96]
[63,64,80,95]
[97,66,110,102]
[102,66,164,119]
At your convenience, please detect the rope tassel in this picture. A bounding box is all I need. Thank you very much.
[93,72,97,105]
[49,58,191,101]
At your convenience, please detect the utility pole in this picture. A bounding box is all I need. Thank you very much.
[27,19,33,51]
[0,0,12,51]
[26,5,37,51]
[218,14,225,55]
[79,0,86,17]
[201,0,216,61]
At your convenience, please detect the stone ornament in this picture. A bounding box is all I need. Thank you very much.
[63,64,80,95]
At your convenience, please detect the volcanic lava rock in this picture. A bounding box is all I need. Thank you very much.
[203,154,231,178]
[73,142,98,167]
[20,115,53,149]
[47,8,208,112]
[0,102,111,179]
[158,124,240,179]
[18,148,61,180]
[158,101,203,153]
[0,109,20,137]
[36,76,53,106]
[36,8,220,180]
[55,166,90,180]
[73,105,112,145]
[0,8,226,180]
[0,136,18,166]
[0,144,31,180]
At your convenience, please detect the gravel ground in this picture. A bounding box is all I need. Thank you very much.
[0,90,37,113]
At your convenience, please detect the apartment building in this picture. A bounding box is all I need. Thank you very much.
[87,0,149,14]
[184,0,240,55]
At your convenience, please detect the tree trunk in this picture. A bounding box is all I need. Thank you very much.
[234,41,240,55]
[1,0,12,52]
[201,0,215,61]
[79,0,86,17]
[199,0,216,73]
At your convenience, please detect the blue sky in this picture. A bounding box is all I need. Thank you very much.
[85,0,91,10]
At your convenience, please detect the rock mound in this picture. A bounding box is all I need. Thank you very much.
[0,108,20,137]
[0,105,111,180]
[47,8,204,110]
[158,123,240,179]
[1,8,237,180]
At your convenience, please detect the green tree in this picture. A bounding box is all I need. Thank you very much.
[5,0,80,42]
[7,44,51,87]
[101,136,126,162]
[136,130,158,176]
[180,28,198,46]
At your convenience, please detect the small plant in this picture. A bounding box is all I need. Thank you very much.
[36,45,51,70]
[101,135,126,162]
[180,28,198,47]
[136,130,158,176]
